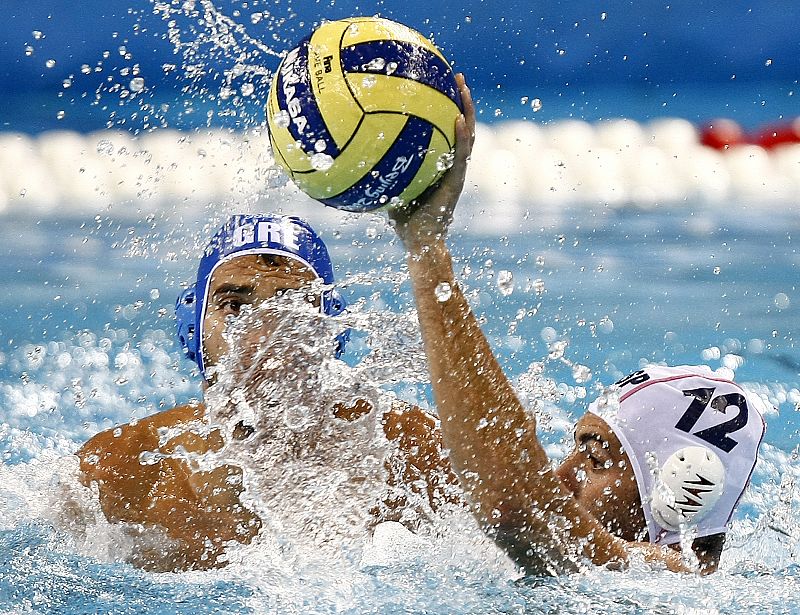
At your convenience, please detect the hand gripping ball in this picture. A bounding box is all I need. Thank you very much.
[266,17,463,212]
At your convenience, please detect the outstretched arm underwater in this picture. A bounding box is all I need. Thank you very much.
[390,74,688,574]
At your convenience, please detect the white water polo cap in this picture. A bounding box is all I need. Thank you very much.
[588,365,766,545]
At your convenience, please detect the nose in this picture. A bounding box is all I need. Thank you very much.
[555,453,584,496]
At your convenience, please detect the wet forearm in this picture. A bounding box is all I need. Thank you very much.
[405,239,550,509]
[403,238,641,570]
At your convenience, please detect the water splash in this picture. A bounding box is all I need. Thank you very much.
[436,151,455,172]
[434,281,453,302]
[310,153,334,171]
[183,292,453,556]
[496,270,514,296]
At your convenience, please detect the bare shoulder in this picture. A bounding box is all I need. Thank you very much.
[382,398,439,440]
[379,398,463,515]
[76,403,206,483]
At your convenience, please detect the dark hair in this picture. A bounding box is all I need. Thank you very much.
[692,532,725,573]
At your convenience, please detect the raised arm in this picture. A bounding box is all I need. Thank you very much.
[390,75,684,574]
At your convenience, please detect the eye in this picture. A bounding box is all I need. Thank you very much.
[219,298,244,315]
[588,454,606,470]
[584,441,611,470]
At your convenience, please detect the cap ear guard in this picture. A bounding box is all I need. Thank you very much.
[650,446,726,532]
[322,287,346,317]
[323,287,350,360]
[175,284,199,366]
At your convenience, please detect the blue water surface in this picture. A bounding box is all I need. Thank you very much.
[1,200,799,613]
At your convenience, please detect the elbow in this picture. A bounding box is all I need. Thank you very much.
[477,502,541,564]
[484,513,571,576]
[474,499,582,575]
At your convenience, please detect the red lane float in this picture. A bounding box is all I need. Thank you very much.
[699,117,800,150]
[699,119,746,150]
[752,118,800,149]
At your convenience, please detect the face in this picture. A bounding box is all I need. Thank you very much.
[202,254,318,373]
[555,412,647,542]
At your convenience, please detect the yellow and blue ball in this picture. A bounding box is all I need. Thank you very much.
[266,17,463,212]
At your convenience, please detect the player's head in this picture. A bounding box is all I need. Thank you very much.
[556,365,766,548]
[175,214,347,379]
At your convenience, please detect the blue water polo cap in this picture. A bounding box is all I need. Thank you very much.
[175,213,348,377]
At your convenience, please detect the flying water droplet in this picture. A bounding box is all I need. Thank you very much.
[436,151,455,171]
[241,83,254,96]
[361,75,377,88]
[540,327,557,343]
[385,61,398,75]
[32,30,44,40]
[774,293,790,310]
[548,340,568,360]
[531,98,543,112]
[314,139,327,153]
[310,153,334,171]
[572,364,592,383]
[434,282,452,302]
[139,451,160,465]
[129,77,145,92]
[45,59,56,68]
[96,139,114,156]
[598,316,614,334]
[273,110,290,128]
[363,57,386,71]
[497,270,514,296]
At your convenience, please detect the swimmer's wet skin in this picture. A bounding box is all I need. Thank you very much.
[390,73,766,575]
[77,214,462,572]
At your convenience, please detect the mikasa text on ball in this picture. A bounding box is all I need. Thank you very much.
[266,17,463,212]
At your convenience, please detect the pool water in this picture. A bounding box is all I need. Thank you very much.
[1,199,799,613]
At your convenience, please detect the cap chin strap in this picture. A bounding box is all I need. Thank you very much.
[649,446,726,532]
